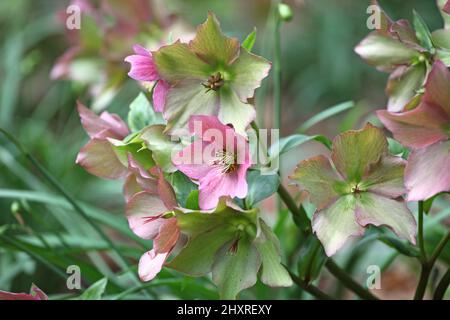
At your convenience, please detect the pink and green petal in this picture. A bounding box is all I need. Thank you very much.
[153,218,179,254]
[312,195,364,257]
[189,12,240,66]
[290,155,343,210]
[355,192,416,244]
[138,249,169,282]
[331,123,388,182]
[422,60,450,114]
[0,285,48,301]
[405,141,450,201]
[153,80,170,113]
[377,103,449,148]
[76,139,128,179]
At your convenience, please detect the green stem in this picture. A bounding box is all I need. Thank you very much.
[433,268,450,300]
[304,239,321,284]
[325,259,378,300]
[287,268,333,300]
[0,127,150,297]
[277,184,310,234]
[418,201,427,262]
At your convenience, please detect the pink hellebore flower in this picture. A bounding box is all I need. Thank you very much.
[126,168,180,282]
[377,61,450,201]
[0,284,47,300]
[76,102,131,179]
[173,116,251,210]
[124,45,170,113]
[445,0,450,14]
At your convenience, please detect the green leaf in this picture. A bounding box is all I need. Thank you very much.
[423,194,439,214]
[168,171,198,207]
[79,278,108,300]
[387,137,410,159]
[242,28,257,52]
[185,190,200,210]
[378,235,420,257]
[297,101,354,132]
[127,92,164,132]
[413,10,434,51]
[297,235,327,282]
[245,170,280,207]
[212,236,260,299]
[269,134,332,160]
[255,220,292,287]
[140,124,180,172]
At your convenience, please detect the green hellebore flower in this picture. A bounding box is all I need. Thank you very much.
[153,12,271,136]
[167,199,292,299]
[290,123,416,256]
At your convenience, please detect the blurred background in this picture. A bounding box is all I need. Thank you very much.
[0,0,448,299]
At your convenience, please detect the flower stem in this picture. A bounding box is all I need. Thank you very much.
[325,259,379,300]
[287,268,333,300]
[277,184,310,234]
[418,201,427,262]
[433,268,450,300]
[0,127,151,297]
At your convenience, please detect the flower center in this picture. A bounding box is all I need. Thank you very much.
[202,72,225,92]
[350,184,362,194]
[213,149,237,174]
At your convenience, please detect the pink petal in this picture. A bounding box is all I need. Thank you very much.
[173,140,214,180]
[188,115,233,141]
[422,60,450,115]
[126,191,168,239]
[444,0,450,14]
[138,249,168,282]
[127,154,158,193]
[153,80,170,113]
[157,173,178,210]
[50,47,80,80]
[124,45,159,82]
[405,141,450,201]
[76,139,128,180]
[377,103,449,148]
[0,284,47,300]
[153,218,179,254]
[98,112,129,139]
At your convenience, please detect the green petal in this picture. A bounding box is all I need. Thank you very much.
[331,123,388,183]
[355,33,419,71]
[290,155,343,210]
[217,86,255,136]
[254,220,292,287]
[356,192,416,245]
[433,29,450,50]
[163,79,219,135]
[153,41,211,82]
[140,124,180,173]
[212,237,260,300]
[190,12,240,66]
[312,195,364,256]
[229,48,271,101]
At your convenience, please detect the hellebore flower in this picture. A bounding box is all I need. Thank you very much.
[355,0,429,112]
[444,0,450,14]
[378,61,450,201]
[126,170,180,281]
[152,12,271,136]
[0,284,47,300]
[290,123,416,256]
[168,200,292,299]
[433,0,450,58]
[172,115,251,210]
[125,45,170,112]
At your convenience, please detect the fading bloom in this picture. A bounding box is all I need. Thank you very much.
[168,200,292,299]
[173,115,251,210]
[355,0,429,112]
[0,284,47,300]
[124,45,170,113]
[126,168,180,281]
[290,123,416,256]
[76,101,131,179]
[153,12,271,136]
[377,61,450,201]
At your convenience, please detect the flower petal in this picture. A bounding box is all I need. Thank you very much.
[173,140,215,180]
[377,103,449,148]
[154,218,179,254]
[189,12,240,66]
[331,123,388,182]
[153,80,170,113]
[422,60,450,115]
[138,249,168,282]
[124,45,160,82]
[126,191,168,239]
[76,139,128,179]
[356,192,416,244]
[405,141,450,201]
[290,155,343,210]
[312,195,364,257]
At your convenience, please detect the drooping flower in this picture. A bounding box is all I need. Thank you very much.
[168,199,292,299]
[0,284,47,300]
[172,115,251,210]
[355,0,430,112]
[126,168,180,281]
[290,123,416,256]
[377,61,450,201]
[152,12,271,136]
[124,45,171,112]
